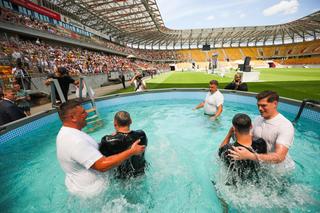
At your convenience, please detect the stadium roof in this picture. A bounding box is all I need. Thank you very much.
[49,0,320,49]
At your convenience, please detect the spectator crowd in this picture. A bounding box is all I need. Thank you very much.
[0,7,179,61]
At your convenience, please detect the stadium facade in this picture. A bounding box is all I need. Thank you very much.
[41,0,320,49]
[0,0,319,66]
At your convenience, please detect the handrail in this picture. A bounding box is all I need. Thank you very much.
[293,99,320,124]
[78,76,103,132]
[50,79,66,107]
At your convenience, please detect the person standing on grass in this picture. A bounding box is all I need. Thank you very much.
[193,80,224,121]
[120,71,126,89]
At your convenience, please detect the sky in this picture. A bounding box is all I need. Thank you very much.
[156,0,320,29]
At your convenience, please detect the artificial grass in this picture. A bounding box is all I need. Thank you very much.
[108,69,320,100]
[257,68,320,81]
[247,81,320,100]
[147,71,232,84]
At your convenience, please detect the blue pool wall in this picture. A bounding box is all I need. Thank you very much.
[1,89,319,143]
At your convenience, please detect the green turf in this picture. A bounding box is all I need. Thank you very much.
[108,69,320,100]
[147,72,232,84]
[247,81,320,100]
[257,68,320,81]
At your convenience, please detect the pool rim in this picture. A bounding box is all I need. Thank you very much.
[0,88,319,135]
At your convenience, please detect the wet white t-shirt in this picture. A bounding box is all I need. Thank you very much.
[253,113,295,172]
[56,126,105,197]
[203,90,224,115]
[134,79,146,92]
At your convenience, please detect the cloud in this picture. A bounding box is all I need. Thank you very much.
[207,15,215,21]
[263,0,299,16]
[221,12,230,18]
[239,13,246,18]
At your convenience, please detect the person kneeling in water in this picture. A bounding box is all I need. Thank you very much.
[100,111,147,178]
[218,113,267,185]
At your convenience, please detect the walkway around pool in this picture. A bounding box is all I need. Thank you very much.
[30,82,128,115]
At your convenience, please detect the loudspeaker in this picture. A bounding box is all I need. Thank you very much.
[244,66,251,72]
[202,44,210,51]
[244,56,251,66]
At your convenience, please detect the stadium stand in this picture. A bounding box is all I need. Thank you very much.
[172,39,320,66]
[224,48,243,61]
[0,0,319,82]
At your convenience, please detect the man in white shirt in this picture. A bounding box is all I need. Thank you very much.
[194,80,224,120]
[56,100,145,197]
[229,90,295,172]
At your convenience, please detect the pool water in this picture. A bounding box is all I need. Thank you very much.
[0,92,319,212]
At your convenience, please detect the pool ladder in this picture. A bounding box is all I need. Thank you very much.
[50,76,103,131]
[79,77,104,131]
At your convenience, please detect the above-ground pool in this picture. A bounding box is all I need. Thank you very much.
[0,90,319,212]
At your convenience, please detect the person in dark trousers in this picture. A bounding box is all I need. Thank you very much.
[0,88,26,125]
[45,67,79,102]
[224,74,248,91]
[120,71,126,89]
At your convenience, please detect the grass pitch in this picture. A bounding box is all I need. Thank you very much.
[111,68,320,100]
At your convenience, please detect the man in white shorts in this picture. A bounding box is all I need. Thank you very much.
[56,100,145,197]
[194,80,224,120]
[229,90,295,173]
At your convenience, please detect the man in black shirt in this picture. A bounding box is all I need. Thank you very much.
[218,113,267,184]
[119,71,126,89]
[100,111,147,178]
[224,74,248,91]
[45,67,79,101]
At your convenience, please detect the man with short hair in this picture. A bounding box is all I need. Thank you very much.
[0,89,26,125]
[224,73,248,91]
[194,80,224,120]
[56,101,145,197]
[219,113,267,184]
[45,67,79,101]
[100,111,147,178]
[229,90,295,172]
